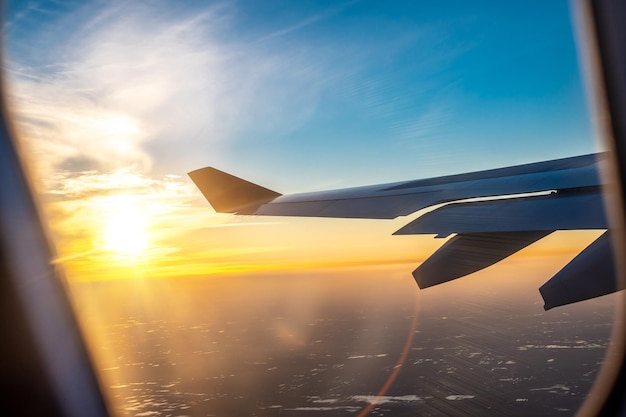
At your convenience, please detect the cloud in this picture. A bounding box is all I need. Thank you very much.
[6,1,333,178]
[8,3,222,174]
[254,0,359,43]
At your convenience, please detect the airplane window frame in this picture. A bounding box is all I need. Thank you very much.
[0,0,624,415]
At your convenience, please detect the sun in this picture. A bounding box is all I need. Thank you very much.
[103,202,148,258]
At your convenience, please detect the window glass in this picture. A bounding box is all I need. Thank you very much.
[4,1,617,416]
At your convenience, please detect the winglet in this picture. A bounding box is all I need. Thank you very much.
[188,167,282,214]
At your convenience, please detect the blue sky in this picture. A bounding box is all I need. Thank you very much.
[5,0,595,193]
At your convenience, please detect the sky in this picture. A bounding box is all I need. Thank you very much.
[2,0,602,281]
[4,5,619,415]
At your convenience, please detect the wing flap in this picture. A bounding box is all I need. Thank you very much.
[540,231,619,310]
[413,231,552,288]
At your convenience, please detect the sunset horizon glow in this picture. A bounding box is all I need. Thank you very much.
[4,0,601,284]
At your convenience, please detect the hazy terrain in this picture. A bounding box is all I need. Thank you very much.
[71,261,617,417]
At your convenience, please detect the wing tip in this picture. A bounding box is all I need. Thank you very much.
[188,167,281,214]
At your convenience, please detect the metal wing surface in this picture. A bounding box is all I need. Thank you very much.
[189,153,620,309]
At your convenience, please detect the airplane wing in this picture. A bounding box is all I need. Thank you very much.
[188,153,619,310]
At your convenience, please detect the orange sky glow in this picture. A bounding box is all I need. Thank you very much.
[36,170,604,284]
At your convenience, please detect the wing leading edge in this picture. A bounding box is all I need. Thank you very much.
[189,153,621,310]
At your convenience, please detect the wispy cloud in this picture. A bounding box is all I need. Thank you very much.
[7,1,333,178]
[255,0,359,43]
[9,3,222,174]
